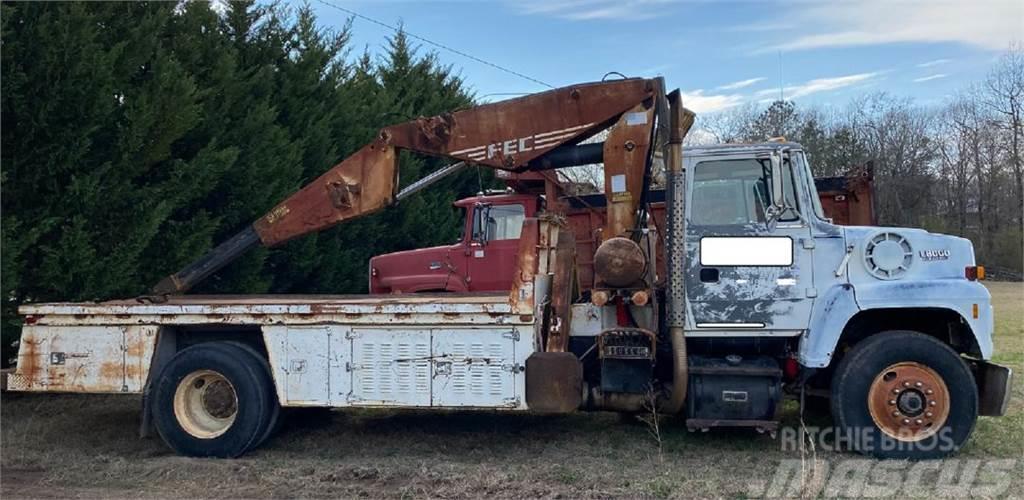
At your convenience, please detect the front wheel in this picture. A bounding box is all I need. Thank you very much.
[831,331,978,459]
[152,342,275,457]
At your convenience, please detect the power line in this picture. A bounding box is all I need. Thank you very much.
[312,0,554,89]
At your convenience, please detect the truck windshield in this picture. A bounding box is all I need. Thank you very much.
[800,155,828,220]
[691,158,800,226]
[473,204,525,241]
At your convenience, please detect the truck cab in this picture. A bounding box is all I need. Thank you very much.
[369,193,541,293]
[679,143,993,362]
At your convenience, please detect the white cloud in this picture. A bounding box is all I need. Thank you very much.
[758,0,1021,53]
[917,59,951,68]
[717,77,766,90]
[755,72,881,99]
[516,0,674,21]
[679,90,745,113]
[913,73,948,83]
[725,21,793,33]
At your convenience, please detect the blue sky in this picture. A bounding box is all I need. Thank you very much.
[310,0,1023,113]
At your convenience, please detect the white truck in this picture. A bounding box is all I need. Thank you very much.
[7,78,1012,460]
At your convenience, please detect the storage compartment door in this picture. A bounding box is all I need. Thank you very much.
[264,325,349,406]
[432,329,518,407]
[349,328,431,406]
[14,326,128,392]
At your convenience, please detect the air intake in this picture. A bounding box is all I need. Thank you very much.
[864,232,913,280]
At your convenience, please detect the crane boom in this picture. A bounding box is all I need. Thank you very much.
[152,78,683,296]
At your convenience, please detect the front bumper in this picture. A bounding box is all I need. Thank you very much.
[970,360,1013,416]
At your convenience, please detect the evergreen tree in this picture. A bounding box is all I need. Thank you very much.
[1,2,483,364]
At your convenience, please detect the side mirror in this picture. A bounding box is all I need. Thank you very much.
[765,151,786,231]
[472,203,491,245]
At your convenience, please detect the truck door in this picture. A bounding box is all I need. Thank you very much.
[467,203,526,291]
[685,155,815,333]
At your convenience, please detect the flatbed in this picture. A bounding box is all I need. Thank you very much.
[20,292,519,325]
[12,292,536,413]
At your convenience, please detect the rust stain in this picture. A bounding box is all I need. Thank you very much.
[602,104,654,240]
[16,336,41,384]
[125,338,146,358]
[99,361,123,383]
[124,363,142,381]
[546,225,578,353]
[46,366,67,388]
[509,218,540,310]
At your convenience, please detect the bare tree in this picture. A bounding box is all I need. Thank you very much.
[937,94,979,236]
[849,93,937,226]
[694,103,759,144]
[982,45,1024,227]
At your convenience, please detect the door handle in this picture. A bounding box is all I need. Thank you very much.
[434,360,452,376]
[699,267,719,283]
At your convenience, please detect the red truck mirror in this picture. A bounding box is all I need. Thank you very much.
[471,203,492,245]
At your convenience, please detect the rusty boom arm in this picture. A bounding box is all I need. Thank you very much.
[152,78,688,295]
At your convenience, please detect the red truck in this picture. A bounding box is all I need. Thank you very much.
[369,163,876,294]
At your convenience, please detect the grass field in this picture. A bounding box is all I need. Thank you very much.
[2,283,1021,498]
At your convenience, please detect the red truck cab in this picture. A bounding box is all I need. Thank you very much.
[368,193,541,293]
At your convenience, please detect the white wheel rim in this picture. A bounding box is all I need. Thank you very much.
[173,369,238,439]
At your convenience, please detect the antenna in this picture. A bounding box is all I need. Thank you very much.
[778,51,784,102]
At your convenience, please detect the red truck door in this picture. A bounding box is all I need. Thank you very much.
[467,203,527,291]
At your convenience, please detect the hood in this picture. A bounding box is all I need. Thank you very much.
[369,244,461,293]
[842,226,976,283]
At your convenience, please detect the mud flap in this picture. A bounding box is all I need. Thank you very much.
[526,352,582,413]
[971,360,1013,416]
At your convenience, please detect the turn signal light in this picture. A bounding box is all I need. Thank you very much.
[965,266,985,281]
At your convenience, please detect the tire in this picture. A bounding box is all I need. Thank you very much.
[152,342,274,458]
[223,341,282,448]
[830,330,977,459]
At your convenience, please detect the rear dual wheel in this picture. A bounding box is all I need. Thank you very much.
[152,342,279,458]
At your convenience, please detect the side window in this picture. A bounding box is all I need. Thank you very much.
[472,204,525,241]
[691,159,800,226]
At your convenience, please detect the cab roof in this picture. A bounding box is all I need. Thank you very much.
[683,142,804,158]
[452,192,538,208]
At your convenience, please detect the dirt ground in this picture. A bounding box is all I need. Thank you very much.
[2,283,1021,498]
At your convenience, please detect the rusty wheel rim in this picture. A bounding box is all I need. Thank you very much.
[173,369,238,439]
[867,362,950,442]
